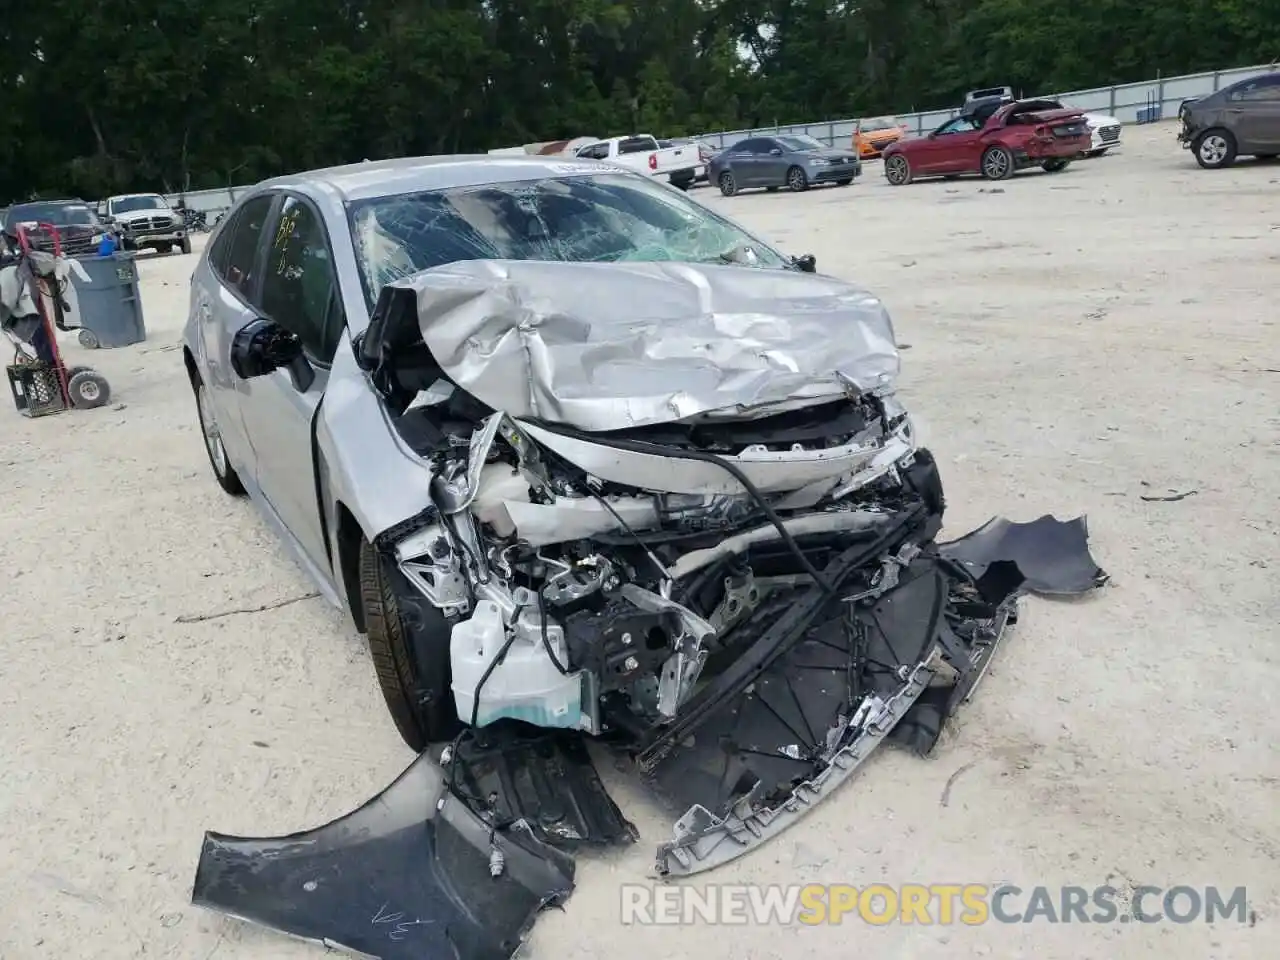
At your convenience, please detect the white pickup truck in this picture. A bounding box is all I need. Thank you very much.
[572,135,702,189]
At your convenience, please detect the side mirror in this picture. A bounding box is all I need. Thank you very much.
[792,254,817,273]
[231,317,314,391]
[769,147,783,156]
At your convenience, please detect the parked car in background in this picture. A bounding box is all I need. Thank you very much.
[961,90,1120,158]
[3,198,113,257]
[573,134,701,189]
[964,86,1015,104]
[1077,107,1122,156]
[708,134,862,196]
[852,116,909,159]
[1178,71,1280,168]
[882,99,1090,185]
[99,193,190,254]
[658,137,720,182]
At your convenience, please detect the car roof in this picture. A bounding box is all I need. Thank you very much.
[11,197,84,206]
[254,154,630,202]
[109,192,166,199]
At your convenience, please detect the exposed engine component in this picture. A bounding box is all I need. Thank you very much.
[561,597,676,695]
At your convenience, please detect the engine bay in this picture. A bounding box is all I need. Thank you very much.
[383,367,932,741]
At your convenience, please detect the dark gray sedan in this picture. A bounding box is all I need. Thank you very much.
[1177,71,1280,168]
[708,134,862,195]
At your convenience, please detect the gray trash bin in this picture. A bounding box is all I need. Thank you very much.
[70,253,146,349]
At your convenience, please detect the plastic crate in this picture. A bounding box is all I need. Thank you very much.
[6,361,67,417]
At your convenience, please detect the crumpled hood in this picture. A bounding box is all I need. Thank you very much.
[389,259,899,432]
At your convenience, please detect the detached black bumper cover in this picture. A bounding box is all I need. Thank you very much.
[191,753,575,960]
[647,514,1106,876]
[191,514,1106,951]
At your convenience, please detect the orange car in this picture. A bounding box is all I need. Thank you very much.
[853,116,910,159]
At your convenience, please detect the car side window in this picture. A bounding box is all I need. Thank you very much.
[258,196,345,364]
[1232,76,1280,101]
[750,139,777,154]
[577,143,608,160]
[220,195,274,298]
[937,117,978,135]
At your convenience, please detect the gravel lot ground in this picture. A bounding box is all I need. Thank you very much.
[1,121,1275,960]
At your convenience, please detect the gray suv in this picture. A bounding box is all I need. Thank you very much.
[1178,72,1280,168]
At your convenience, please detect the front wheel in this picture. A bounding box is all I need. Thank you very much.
[1194,129,1237,169]
[786,166,809,192]
[981,145,1015,180]
[884,154,912,185]
[1041,158,1070,173]
[361,538,460,752]
[718,171,738,196]
[194,378,246,495]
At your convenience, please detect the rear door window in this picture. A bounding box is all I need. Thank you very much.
[219,194,275,299]
[617,137,658,154]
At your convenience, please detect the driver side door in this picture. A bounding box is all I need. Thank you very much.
[754,138,790,184]
[917,117,983,174]
[234,194,346,575]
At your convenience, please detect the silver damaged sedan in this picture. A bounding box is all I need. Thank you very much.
[183,155,1105,889]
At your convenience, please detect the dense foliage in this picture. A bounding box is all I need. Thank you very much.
[4,0,1276,199]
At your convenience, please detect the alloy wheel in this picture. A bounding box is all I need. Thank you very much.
[886,155,909,185]
[983,149,1010,179]
[1198,135,1228,166]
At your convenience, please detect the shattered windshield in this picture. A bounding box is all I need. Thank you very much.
[348,172,789,304]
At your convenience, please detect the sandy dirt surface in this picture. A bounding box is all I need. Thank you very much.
[1,121,1275,960]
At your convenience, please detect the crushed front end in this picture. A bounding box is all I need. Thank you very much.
[192,259,1107,955]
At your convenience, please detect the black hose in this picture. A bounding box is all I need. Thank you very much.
[535,589,571,675]
[530,423,837,597]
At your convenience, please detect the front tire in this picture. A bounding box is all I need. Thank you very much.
[361,539,459,752]
[178,236,192,254]
[981,145,1015,180]
[786,165,809,192]
[1041,158,1070,173]
[1194,129,1237,169]
[884,154,912,185]
[194,378,246,495]
[718,171,738,196]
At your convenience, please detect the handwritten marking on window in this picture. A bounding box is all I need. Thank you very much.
[372,902,435,941]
